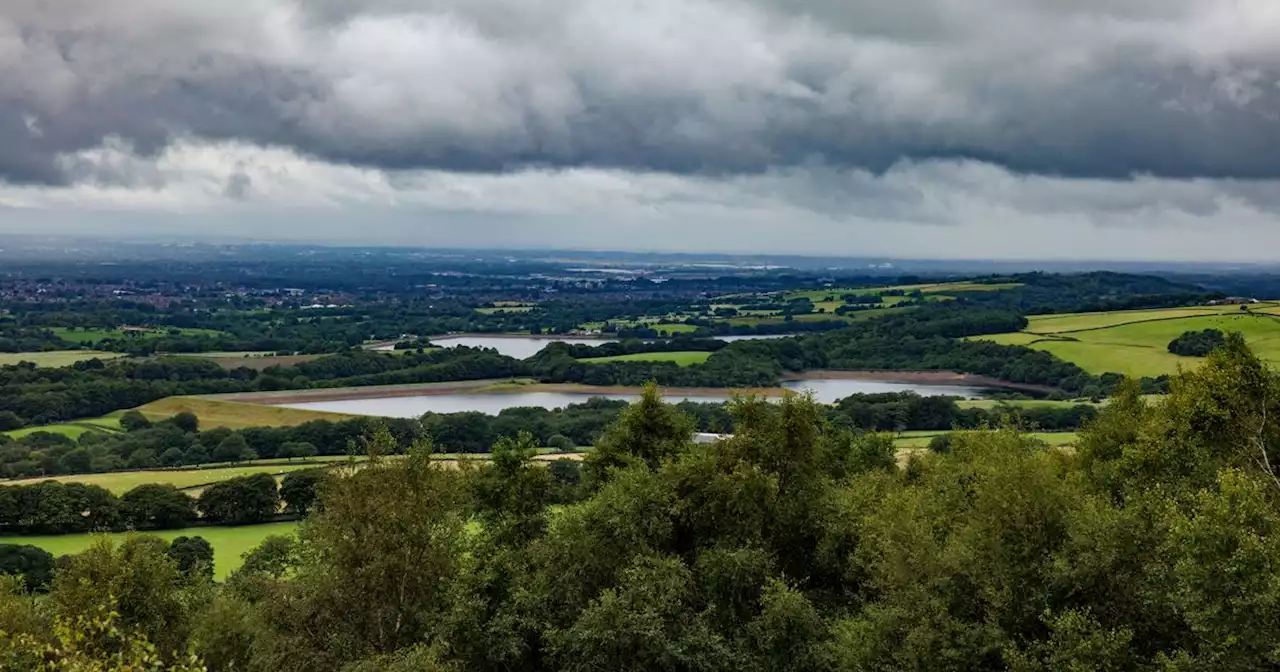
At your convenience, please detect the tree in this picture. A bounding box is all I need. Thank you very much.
[170,412,199,433]
[167,536,214,582]
[249,437,469,671]
[547,434,575,451]
[127,448,158,469]
[280,469,327,516]
[198,473,279,525]
[0,544,55,592]
[59,447,92,474]
[121,484,197,530]
[160,446,187,467]
[49,537,193,663]
[234,535,298,581]
[186,442,209,465]
[1167,328,1227,357]
[280,441,318,461]
[119,410,153,432]
[0,412,24,431]
[214,434,257,464]
[584,383,695,488]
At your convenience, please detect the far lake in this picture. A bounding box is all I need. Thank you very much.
[279,377,990,418]
[376,333,796,360]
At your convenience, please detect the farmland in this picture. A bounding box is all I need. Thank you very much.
[134,396,358,429]
[169,352,324,370]
[579,351,713,366]
[0,522,299,580]
[3,460,342,495]
[891,430,1078,449]
[0,350,124,367]
[970,304,1280,377]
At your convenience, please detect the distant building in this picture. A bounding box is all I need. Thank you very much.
[1208,297,1260,305]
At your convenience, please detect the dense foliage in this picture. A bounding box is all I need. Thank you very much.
[0,472,319,535]
[1167,328,1227,357]
[0,413,427,478]
[3,338,1280,669]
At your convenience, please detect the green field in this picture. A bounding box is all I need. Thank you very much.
[892,431,1077,448]
[135,396,357,429]
[52,326,223,345]
[955,399,1098,410]
[1022,304,1272,334]
[0,350,124,368]
[0,522,299,580]
[3,461,338,495]
[579,351,713,366]
[971,305,1280,377]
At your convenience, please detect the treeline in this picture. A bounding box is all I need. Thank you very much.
[421,392,1095,453]
[0,411,426,479]
[950,270,1221,314]
[0,347,527,428]
[0,471,321,536]
[4,340,1280,670]
[1168,328,1227,356]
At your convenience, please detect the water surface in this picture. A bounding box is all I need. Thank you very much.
[378,333,798,359]
[281,377,988,418]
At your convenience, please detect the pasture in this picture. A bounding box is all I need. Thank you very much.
[0,522,299,580]
[892,431,1078,449]
[579,351,713,366]
[52,326,224,345]
[3,461,337,495]
[971,304,1280,377]
[168,352,324,371]
[135,396,358,429]
[0,350,124,368]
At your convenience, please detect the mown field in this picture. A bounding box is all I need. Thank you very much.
[0,350,124,368]
[970,304,1280,377]
[0,522,299,580]
[579,351,713,366]
[135,396,358,430]
[3,460,342,495]
[167,352,324,371]
[891,430,1078,448]
[51,326,224,344]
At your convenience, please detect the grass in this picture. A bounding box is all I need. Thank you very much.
[579,351,713,366]
[51,326,224,345]
[892,431,1077,448]
[955,399,1099,410]
[970,304,1280,377]
[3,461,338,495]
[0,350,124,368]
[134,397,358,430]
[165,353,323,371]
[0,522,299,580]
[1022,304,1272,334]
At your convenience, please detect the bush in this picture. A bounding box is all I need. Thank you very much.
[121,484,197,530]
[167,536,214,581]
[0,544,55,592]
[118,410,153,432]
[198,474,280,525]
[1168,328,1227,357]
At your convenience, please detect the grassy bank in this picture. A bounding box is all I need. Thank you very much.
[0,522,299,580]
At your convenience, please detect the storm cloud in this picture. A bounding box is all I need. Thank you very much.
[6,0,1280,185]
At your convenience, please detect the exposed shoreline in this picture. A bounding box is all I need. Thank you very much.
[783,370,1058,394]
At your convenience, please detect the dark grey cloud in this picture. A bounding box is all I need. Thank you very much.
[3,0,1280,186]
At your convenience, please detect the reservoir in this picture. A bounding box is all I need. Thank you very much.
[278,377,990,418]
[377,333,798,360]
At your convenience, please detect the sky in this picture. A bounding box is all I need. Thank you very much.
[4,0,1280,260]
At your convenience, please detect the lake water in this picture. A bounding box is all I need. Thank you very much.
[279,377,989,418]
[376,333,797,359]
